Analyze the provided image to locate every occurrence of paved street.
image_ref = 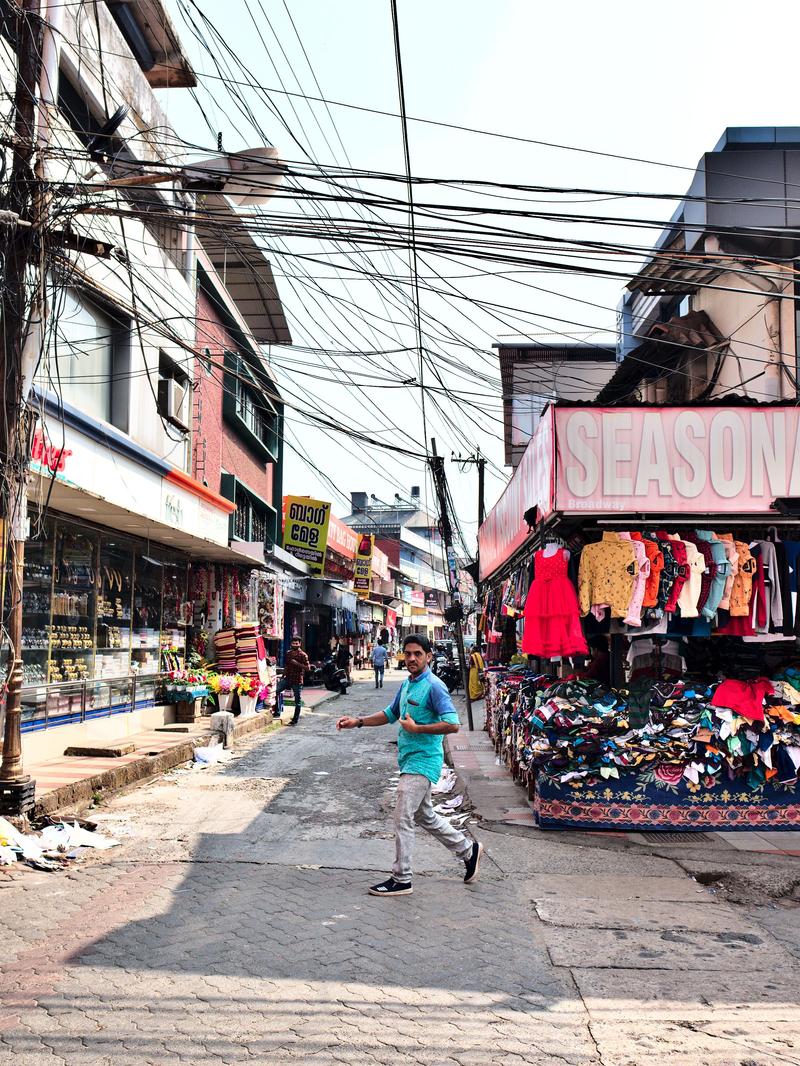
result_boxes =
[3,676,800,1065]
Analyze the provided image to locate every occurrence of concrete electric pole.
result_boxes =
[430,440,473,731]
[0,0,46,814]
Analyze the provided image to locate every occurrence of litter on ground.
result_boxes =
[0,815,120,873]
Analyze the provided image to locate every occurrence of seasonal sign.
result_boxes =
[354,533,374,596]
[282,495,331,575]
[479,404,800,580]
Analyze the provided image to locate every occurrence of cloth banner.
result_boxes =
[534,770,800,831]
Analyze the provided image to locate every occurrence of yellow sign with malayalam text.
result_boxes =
[282,496,331,575]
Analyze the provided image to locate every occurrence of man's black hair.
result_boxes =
[403,633,432,653]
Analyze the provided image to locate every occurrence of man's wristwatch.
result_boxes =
[357,718,364,728]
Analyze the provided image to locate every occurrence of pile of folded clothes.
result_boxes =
[491,669,800,792]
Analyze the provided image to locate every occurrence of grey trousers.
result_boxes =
[392,772,472,883]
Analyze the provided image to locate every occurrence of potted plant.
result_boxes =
[208,672,237,711]
[236,674,257,717]
[166,669,209,703]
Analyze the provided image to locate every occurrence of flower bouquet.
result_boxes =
[208,672,238,710]
[237,674,258,716]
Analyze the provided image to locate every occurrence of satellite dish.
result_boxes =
[86,105,130,160]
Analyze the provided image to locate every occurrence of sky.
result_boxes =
[158,0,800,549]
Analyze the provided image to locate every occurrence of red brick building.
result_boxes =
[193,252,289,555]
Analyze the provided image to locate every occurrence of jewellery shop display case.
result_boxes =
[19,513,189,733]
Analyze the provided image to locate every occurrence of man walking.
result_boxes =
[371,640,390,689]
[335,637,353,683]
[337,633,482,896]
[275,637,310,726]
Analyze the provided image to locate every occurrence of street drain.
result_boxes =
[452,744,491,751]
[637,831,714,844]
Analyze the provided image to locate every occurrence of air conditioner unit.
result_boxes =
[158,377,189,431]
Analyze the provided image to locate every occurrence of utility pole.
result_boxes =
[452,448,487,608]
[0,0,45,814]
[451,449,486,527]
[430,440,473,731]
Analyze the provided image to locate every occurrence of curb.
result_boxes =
[32,711,272,817]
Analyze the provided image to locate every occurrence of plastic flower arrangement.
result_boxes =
[166,669,209,702]
[236,674,256,696]
[207,673,238,695]
[257,681,273,702]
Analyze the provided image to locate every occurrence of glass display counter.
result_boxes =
[18,510,190,732]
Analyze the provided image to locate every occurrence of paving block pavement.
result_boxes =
[1,679,800,1064]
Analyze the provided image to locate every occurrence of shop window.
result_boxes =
[20,517,56,697]
[18,513,189,730]
[157,350,191,432]
[49,525,98,685]
[132,552,163,676]
[161,561,188,670]
[223,351,278,460]
[96,537,135,680]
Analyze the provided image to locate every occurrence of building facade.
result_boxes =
[1,3,292,758]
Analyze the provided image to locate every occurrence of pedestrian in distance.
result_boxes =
[336,632,482,897]
[275,637,310,726]
[335,637,353,682]
[371,640,390,689]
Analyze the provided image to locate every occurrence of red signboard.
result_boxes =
[480,403,800,582]
[31,427,71,473]
[386,608,397,627]
[326,513,358,559]
[478,406,554,581]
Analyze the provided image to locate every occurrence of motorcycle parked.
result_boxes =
[431,649,461,694]
[321,656,350,695]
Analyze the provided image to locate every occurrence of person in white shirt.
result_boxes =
[371,641,391,689]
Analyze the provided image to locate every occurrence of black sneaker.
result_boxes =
[463,841,483,884]
[368,877,412,897]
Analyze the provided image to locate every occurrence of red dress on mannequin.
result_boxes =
[521,548,588,658]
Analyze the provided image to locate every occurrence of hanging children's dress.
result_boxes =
[522,547,588,658]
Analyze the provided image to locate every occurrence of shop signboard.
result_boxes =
[410,589,425,607]
[32,417,231,547]
[282,495,331,575]
[425,590,440,609]
[386,608,397,627]
[553,406,800,515]
[326,513,358,558]
[479,403,800,581]
[478,406,554,581]
[372,546,389,580]
[353,533,374,596]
